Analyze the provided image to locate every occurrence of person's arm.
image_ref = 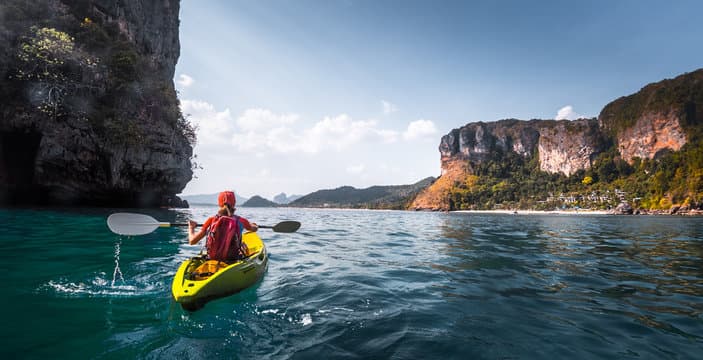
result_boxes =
[239,217,258,232]
[188,218,211,245]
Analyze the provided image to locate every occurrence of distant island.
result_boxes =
[214,177,435,210]
[241,195,277,207]
[273,193,302,204]
[287,177,435,209]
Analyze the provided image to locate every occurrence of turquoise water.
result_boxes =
[1,207,702,359]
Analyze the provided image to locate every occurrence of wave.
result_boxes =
[40,272,164,297]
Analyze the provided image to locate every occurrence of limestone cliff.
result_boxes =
[414,118,604,210]
[612,111,686,163]
[439,119,540,170]
[598,69,703,163]
[537,119,603,175]
[0,0,193,207]
[412,69,703,211]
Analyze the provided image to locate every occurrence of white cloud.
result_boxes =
[232,109,305,154]
[403,119,437,140]
[305,114,399,151]
[382,100,398,114]
[183,103,436,156]
[231,111,401,154]
[555,105,582,120]
[236,108,299,131]
[177,74,195,88]
[346,164,365,174]
[180,99,233,145]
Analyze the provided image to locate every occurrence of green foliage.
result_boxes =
[445,135,703,211]
[14,26,76,117]
[17,26,75,69]
[178,111,198,147]
[109,44,139,83]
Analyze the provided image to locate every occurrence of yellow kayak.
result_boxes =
[171,232,268,311]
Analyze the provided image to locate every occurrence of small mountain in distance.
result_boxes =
[179,192,249,206]
[289,177,435,209]
[273,192,303,204]
[241,195,278,207]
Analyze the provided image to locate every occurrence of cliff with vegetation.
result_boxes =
[412,69,703,212]
[0,0,194,207]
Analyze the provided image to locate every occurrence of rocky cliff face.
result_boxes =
[439,119,541,173]
[537,119,603,175]
[613,111,686,163]
[412,69,703,211]
[437,118,602,176]
[598,69,703,164]
[0,0,192,207]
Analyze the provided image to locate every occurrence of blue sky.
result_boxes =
[175,0,703,199]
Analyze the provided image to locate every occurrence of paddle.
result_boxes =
[107,212,301,236]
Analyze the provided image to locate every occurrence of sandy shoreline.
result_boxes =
[452,209,610,215]
[251,205,611,215]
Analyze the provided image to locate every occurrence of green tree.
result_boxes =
[15,26,97,118]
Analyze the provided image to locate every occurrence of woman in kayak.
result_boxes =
[187,191,258,261]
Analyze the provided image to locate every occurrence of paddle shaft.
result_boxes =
[171,222,201,227]
[172,223,280,229]
[170,223,271,227]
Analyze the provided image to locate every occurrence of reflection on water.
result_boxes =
[435,213,703,354]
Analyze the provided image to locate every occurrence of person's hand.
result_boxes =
[188,220,197,230]
[251,222,258,232]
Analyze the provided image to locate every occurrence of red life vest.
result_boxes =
[205,215,245,262]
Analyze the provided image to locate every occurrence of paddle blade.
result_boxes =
[271,221,301,233]
[107,213,161,236]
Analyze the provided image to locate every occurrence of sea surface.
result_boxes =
[1,206,702,359]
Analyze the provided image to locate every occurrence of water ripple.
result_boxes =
[2,208,703,358]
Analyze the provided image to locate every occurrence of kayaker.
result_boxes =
[187,191,258,261]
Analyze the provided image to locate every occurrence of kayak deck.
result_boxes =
[171,232,268,311]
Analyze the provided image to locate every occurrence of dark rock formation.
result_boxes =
[611,202,634,215]
[0,0,193,207]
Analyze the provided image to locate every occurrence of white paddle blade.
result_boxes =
[107,213,162,236]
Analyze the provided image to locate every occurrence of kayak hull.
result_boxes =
[171,232,268,311]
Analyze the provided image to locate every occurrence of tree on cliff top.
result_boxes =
[14,25,98,119]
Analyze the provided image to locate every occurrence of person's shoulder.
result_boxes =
[203,215,218,226]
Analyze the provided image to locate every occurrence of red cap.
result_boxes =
[218,191,236,207]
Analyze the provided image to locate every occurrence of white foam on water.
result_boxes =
[41,271,161,298]
[112,239,125,286]
[301,313,312,326]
